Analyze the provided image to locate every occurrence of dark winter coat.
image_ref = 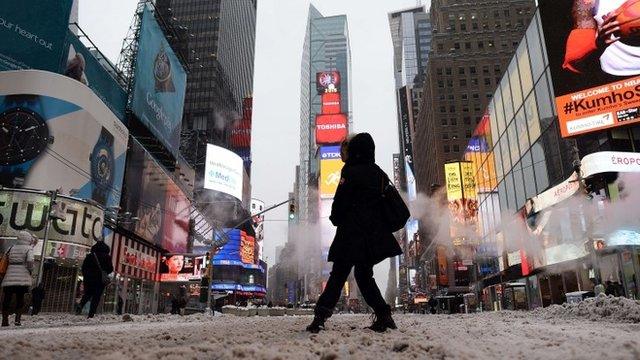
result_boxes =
[81,241,114,287]
[327,133,403,265]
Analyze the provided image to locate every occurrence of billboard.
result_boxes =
[131,5,187,157]
[321,92,341,114]
[159,254,206,282]
[0,70,129,208]
[398,86,415,198]
[465,113,497,192]
[320,146,344,198]
[0,189,104,259]
[212,229,245,265]
[122,139,189,253]
[241,235,255,264]
[230,97,252,148]
[204,144,244,200]
[316,114,348,144]
[316,71,341,94]
[539,0,640,137]
[445,162,478,229]
[0,0,73,72]
[62,31,128,121]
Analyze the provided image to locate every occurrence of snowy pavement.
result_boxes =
[0,297,639,359]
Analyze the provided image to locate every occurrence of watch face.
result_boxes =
[154,47,172,83]
[91,147,113,188]
[0,107,49,166]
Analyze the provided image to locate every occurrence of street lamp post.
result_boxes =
[36,190,60,286]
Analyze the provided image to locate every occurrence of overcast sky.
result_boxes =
[80,0,425,294]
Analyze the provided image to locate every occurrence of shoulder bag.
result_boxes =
[379,173,410,232]
[0,246,14,280]
[93,253,111,286]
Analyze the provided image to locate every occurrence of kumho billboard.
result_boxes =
[539,0,640,137]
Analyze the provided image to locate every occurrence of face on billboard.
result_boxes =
[0,0,73,72]
[204,144,244,200]
[316,71,341,94]
[124,140,189,252]
[539,0,640,137]
[0,71,129,209]
[316,114,348,144]
[131,5,187,157]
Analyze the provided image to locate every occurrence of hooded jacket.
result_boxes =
[1,231,35,288]
[328,133,403,265]
[81,241,114,287]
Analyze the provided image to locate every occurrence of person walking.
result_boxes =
[306,133,403,333]
[76,241,113,318]
[1,231,36,327]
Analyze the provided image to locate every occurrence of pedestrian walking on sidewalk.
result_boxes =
[2,231,36,327]
[306,133,404,333]
[76,241,113,318]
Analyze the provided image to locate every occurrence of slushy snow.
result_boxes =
[0,296,638,359]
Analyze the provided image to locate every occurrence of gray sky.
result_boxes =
[80,0,424,293]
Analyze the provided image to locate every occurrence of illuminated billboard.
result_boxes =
[316,71,341,94]
[122,139,189,253]
[204,144,244,200]
[444,161,478,231]
[319,146,343,198]
[316,114,348,144]
[321,92,341,114]
[159,254,206,282]
[213,229,244,265]
[539,0,640,137]
[0,0,73,72]
[0,70,129,209]
[464,113,497,192]
[131,5,187,156]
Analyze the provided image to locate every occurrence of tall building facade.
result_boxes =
[389,5,432,304]
[414,0,536,194]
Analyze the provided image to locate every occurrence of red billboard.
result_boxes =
[321,92,341,114]
[316,114,348,144]
[230,97,252,148]
[316,71,341,94]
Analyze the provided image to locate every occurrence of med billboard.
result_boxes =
[62,31,128,121]
[0,0,73,72]
[539,0,640,137]
[204,144,244,200]
[131,5,187,157]
[122,139,189,253]
[0,70,129,209]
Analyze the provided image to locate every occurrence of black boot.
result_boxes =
[306,306,331,333]
[368,305,397,332]
[14,312,21,326]
[1,311,8,327]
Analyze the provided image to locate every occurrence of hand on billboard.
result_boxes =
[597,14,621,49]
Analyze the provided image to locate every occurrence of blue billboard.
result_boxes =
[131,5,187,157]
[0,0,73,72]
[61,31,128,121]
[212,229,243,265]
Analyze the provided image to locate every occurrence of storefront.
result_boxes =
[109,233,160,314]
[0,188,106,313]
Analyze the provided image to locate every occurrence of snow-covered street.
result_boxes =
[0,296,639,359]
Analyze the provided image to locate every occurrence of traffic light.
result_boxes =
[288,202,296,220]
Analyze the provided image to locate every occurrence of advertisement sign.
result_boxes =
[131,5,187,157]
[465,114,497,192]
[315,114,348,144]
[122,140,189,252]
[398,87,415,196]
[241,235,255,264]
[159,254,205,282]
[204,144,244,200]
[445,161,478,233]
[120,245,157,274]
[0,189,104,254]
[436,245,448,286]
[445,163,463,202]
[320,155,344,199]
[0,70,129,208]
[212,229,245,265]
[321,92,341,114]
[0,0,73,72]
[316,71,341,94]
[230,97,253,149]
[62,31,127,121]
[539,0,640,137]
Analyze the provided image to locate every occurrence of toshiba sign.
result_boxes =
[321,93,341,114]
[316,114,348,144]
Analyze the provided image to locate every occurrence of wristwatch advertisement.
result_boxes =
[90,127,115,206]
[154,45,175,93]
[0,95,52,187]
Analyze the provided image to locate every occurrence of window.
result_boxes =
[472,93,480,99]
[444,145,450,153]
[437,43,444,51]
[524,92,541,144]
[449,105,456,113]
[445,67,452,75]
[478,41,484,49]
[484,78,491,85]
[494,64,501,74]
[460,79,467,87]
[458,67,466,75]
[471,78,478,86]
[453,144,460,152]
[440,106,446,113]
[438,80,445,88]
[483,66,490,75]
[441,118,448,126]
[461,23,467,31]
[472,23,478,30]
[464,117,471,125]
[450,118,458,125]
[465,130,472,138]
[470,66,477,74]
[442,133,449,140]
[465,42,472,49]
[454,43,461,50]
[462,93,468,100]
[437,68,443,75]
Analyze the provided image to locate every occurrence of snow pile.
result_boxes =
[535,294,640,323]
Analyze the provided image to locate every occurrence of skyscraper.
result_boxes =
[414,0,536,195]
